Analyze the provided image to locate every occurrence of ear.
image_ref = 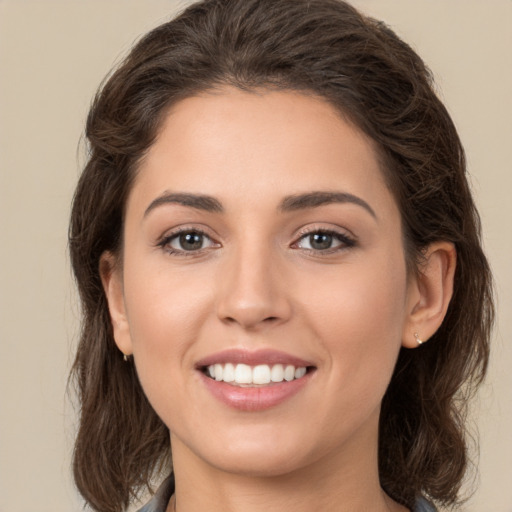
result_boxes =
[402,242,456,348]
[99,251,133,357]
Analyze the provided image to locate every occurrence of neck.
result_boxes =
[168,424,408,512]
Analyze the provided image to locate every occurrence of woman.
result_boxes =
[68,1,493,511]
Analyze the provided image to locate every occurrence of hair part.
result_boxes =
[69,1,493,510]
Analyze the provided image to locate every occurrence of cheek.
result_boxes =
[121,259,215,390]
[301,253,408,398]
[121,272,215,429]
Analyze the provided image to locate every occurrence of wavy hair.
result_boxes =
[69,1,494,510]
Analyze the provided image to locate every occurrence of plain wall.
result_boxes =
[0,1,510,511]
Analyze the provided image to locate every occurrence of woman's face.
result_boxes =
[106,88,419,477]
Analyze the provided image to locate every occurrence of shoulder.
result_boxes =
[137,478,437,512]
[137,475,175,512]
[413,496,437,512]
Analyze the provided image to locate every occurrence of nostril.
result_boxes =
[217,295,292,329]
[224,315,278,323]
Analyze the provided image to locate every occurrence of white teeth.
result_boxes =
[214,363,223,381]
[205,363,308,385]
[234,363,252,384]
[295,367,307,379]
[284,365,295,382]
[223,362,235,382]
[253,365,271,384]
[270,364,284,382]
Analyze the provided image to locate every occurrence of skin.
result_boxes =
[101,88,456,512]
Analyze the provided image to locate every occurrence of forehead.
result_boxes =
[130,87,395,216]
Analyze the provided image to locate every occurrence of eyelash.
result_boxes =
[157,227,356,257]
[157,227,218,257]
[292,228,356,254]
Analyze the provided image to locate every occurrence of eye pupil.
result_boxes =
[310,233,332,250]
[179,232,203,250]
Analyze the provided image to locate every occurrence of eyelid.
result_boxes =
[155,223,356,256]
[156,225,221,256]
[293,223,356,241]
[291,224,357,253]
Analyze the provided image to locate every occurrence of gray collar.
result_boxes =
[138,475,437,512]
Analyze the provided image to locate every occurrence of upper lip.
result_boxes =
[195,348,315,369]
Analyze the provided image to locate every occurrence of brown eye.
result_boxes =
[309,233,334,250]
[295,230,355,252]
[297,232,341,251]
[177,232,204,251]
[165,230,215,252]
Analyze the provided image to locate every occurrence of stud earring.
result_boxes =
[414,332,424,346]
[123,353,129,362]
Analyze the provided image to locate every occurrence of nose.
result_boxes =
[215,245,292,330]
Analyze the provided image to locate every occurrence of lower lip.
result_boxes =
[199,371,312,412]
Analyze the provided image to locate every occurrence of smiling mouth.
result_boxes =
[202,363,314,386]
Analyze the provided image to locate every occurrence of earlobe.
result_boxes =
[402,242,456,349]
[99,251,133,357]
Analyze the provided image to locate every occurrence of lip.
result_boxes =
[195,348,314,368]
[199,371,313,411]
[196,349,315,412]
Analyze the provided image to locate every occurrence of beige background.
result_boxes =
[0,1,510,511]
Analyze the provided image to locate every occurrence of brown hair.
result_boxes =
[69,1,494,510]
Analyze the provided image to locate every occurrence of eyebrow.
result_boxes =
[144,190,376,219]
[279,191,376,219]
[144,192,224,217]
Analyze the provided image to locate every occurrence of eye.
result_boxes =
[159,229,218,254]
[294,230,355,252]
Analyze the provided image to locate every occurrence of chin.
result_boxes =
[176,424,331,479]
[205,448,314,478]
